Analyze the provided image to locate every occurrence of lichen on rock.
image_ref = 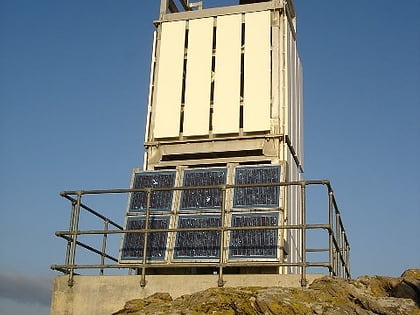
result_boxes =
[113,269,420,315]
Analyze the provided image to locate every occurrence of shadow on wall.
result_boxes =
[239,0,270,4]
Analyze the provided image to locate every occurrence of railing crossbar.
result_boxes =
[55,223,331,236]
[58,235,118,262]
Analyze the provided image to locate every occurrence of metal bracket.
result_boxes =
[140,278,147,288]
[217,278,225,287]
[189,1,203,10]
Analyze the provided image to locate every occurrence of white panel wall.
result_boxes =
[154,21,186,138]
[297,58,303,166]
[243,11,271,132]
[213,14,242,134]
[290,32,297,146]
[285,18,303,170]
[183,18,214,136]
[144,31,157,144]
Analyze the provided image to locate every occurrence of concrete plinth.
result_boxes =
[50,274,322,315]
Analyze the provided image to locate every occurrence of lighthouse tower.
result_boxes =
[121,0,304,274]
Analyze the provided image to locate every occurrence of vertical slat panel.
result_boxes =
[145,31,158,144]
[297,55,304,167]
[183,18,214,136]
[286,20,303,169]
[243,11,271,132]
[283,19,292,140]
[287,23,294,140]
[291,35,296,145]
[213,14,242,134]
[153,21,186,138]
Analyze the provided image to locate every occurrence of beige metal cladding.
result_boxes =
[151,10,274,139]
[243,11,271,133]
[183,18,213,136]
[212,14,241,134]
[153,20,186,139]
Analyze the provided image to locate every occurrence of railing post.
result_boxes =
[140,189,152,287]
[218,186,227,287]
[335,212,341,277]
[68,191,82,287]
[100,219,109,275]
[65,199,77,267]
[300,183,307,287]
[328,190,334,276]
[340,229,345,277]
[346,244,351,279]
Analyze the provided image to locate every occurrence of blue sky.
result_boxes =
[0,0,419,314]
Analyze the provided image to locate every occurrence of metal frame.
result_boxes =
[158,1,287,23]
[52,180,350,288]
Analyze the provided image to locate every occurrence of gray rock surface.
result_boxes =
[113,269,420,315]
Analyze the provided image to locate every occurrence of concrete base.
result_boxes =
[50,274,323,315]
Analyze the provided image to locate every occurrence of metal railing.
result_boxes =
[51,180,350,287]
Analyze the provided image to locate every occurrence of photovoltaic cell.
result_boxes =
[129,171,176,212]
[230,213,278,258]
[180,168,226,210]
[121,216,169,260]
[174,216,221,259]
[234,166,280,208]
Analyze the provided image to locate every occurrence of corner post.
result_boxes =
[328,189,334,276]
[68,191,82,287]
[65,198,77,266]
[300,182,307,287]
[218,186,227,287]
[100,219,109,275]
[140,188,152,287]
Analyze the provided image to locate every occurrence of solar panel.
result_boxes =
[174,215,221,259]
[180,168,226,210]
[229,213,278,258]
[233,165,280,208]
[129,171,176,212]
[121,216,169,260]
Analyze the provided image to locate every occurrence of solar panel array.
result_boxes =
[121,165,282,262]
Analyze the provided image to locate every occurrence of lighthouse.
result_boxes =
[121,0,304,275]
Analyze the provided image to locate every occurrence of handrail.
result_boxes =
[52,180,351,287]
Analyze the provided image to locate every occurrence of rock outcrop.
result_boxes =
[113,269,420,315]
